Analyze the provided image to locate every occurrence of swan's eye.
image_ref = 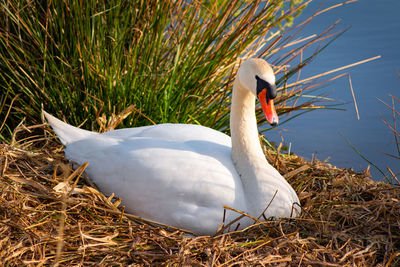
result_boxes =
[255,75,277,100]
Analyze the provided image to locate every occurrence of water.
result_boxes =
[268,0,400,181]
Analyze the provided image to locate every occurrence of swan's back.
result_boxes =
[102,123,231,146]
[43,110,230,146]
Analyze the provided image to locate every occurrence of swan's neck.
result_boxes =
[230,79,270,213]
[230,79,266,163]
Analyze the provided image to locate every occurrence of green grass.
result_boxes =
[1,0,348,141]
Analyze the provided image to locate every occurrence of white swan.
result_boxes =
[44,58,300,235]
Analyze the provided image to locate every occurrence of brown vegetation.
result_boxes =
[0,123,399,266]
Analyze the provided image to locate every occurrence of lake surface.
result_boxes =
[267,0,400,181]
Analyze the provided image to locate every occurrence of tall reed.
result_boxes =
[1,0,349,140]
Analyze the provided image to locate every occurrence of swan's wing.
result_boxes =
[44,113,250,234]
[65,135,248,234]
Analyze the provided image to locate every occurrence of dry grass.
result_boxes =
[0,123,399,266]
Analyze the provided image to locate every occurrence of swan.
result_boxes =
[43,58,300,235]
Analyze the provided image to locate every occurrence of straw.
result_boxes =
[0,122,399,265]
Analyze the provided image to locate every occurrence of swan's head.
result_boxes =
[237,58,279,126]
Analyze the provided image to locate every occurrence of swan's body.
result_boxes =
[44,58,300,235]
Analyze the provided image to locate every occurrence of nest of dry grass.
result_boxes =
[1,123,399,266]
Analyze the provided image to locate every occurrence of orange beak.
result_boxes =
[258,89,278,126]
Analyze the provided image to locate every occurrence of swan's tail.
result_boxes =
[43,110,98,145]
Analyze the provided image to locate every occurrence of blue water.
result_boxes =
[268,0,400,181]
